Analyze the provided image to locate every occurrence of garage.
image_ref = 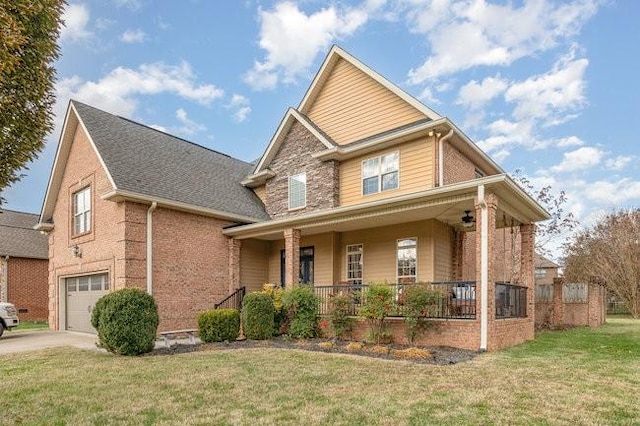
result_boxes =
[65,273,109,333]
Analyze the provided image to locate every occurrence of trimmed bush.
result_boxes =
[261,284,287,334]
[198,309,240,343]
[402,285,442,345]
[282,285,319,338]
[359,284,394,344]
[328,293,355,339]
[91,288,159,356]
[242,292,274,340]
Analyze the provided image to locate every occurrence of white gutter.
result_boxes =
[146,202,157,295]
[478,185,489,351]
[438,129,454,187]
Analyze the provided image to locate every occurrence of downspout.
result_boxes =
[478,185,489,351]
[438,129,454,187]
[146,202,157,295]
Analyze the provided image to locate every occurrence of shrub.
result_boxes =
[197,309,240,343]
[261,284,286,334]
[242,292,274,340]
[328,293,355,339]
[402,285,442,345]
[91,288,159,356]
[281,285,319,338]
[358,284,394,344]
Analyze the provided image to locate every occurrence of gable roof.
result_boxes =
[247,108,336,182]
[39,101,269,226]
[298,45,441,120]
[0,209,48,259]
[535,253,560,269]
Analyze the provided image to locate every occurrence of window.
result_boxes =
[535,268,546,279]
[535,284,553,302]
[563,283,588,303]
[73,187,91,235]
[346,244,363,285]
[288,173,306,210]
[397,238,417,284]
[362,152,399,195]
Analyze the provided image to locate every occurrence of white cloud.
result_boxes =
[226,94,251,123]
[113,0,142,10]
[581,179,640,205]
[406,0,599,83]
[457,76,508,109]
[551,146,604,173]
[605,155,633,171]
[120,29,147,43]
[556,136,584,148]
[244,1,371,90]
[56,62,224,118]
[174,108,206,136]
[61,3,92,43]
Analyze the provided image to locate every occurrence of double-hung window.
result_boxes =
[346,244,363,285]
[362,152,399,195]
[288,173,306,210]
[397,238,417,284]
[73,187,91,235]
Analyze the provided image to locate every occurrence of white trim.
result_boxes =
[396,237,418,284]
[146,202,157,295]
[288,172,307,210]
[59,269,110,332]
[298,45,441,120]
[250,108,335,177]
[101,189,264,224]
[345,243,364,285]
[478,185,489,351]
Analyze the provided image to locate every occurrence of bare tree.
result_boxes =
[564,209,640,318]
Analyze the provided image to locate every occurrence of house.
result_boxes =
[37,46,549,350]
[534,254,560,286]
[0,209,49,321]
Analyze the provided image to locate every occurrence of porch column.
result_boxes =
[228,238,241,293]
[284,228,301,288]
[520,223,535,321]
[475,189,497,351]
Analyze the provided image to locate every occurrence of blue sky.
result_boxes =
[3,0,639,253]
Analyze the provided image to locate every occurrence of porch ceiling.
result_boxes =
[223,174,549,241]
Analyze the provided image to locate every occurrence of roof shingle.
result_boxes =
[0,210,48,259]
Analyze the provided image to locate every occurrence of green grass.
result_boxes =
[2,318,639,425]
[13,320,49,332]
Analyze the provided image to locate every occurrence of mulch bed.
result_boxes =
[148,336,477,365]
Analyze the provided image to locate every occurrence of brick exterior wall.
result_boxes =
[540,278,606,328]
[443,141,481,185]
[47,123,235,332]
[6,257,48,321]
[264,121,339,218]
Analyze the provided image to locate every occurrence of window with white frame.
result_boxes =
[73,187,91,235]
[535,268,546,279]
[397,238,417,283]
[362,152,399,195]
[346,244,363,285]
[288,173,306,209]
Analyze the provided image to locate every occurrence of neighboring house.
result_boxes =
[534,254,560,286]
[37,46,548,350]
[0,209,49,321]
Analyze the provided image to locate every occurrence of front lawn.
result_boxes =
[2,318,638,425]
[13,320,49,332]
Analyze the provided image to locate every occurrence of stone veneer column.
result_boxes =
[520,223,535,318]
[284,228,300,288]
[475,192,497,349]
[228,238,241,293]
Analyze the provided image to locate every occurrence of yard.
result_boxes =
[2,318,639,425]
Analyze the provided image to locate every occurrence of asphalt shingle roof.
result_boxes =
[0,210,48,259]
[535,253,560,269]
[72,101,269,221]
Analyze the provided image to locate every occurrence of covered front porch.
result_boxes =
[224,175,547,350]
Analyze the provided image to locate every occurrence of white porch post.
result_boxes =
[476,186,498,351]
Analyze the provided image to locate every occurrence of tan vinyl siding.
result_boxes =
[307,58,426,145]
[432,221,454,281]
[340,137,434,206]
[266,234,337,285]
[252,185,266,205]
[240,239,270,293]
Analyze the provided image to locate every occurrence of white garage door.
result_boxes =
[66,274,109,333]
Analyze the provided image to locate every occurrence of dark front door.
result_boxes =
[280,246,315,286]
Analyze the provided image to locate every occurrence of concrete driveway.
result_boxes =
[0,330,99,355]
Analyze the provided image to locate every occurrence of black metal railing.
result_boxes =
[495,282,527,318]
[214,286,246,311]
[313,281,476,319]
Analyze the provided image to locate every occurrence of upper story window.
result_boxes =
[534,268,546,279]
[73,187,91,235]
[288,173,306,210]
[362,152,399,196]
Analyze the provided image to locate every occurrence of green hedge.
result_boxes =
[242,292,274,340]
[198,309,240,342]
[91,288,159,356]
[282,285,319,338]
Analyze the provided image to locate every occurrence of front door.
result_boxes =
[280,246,315,285]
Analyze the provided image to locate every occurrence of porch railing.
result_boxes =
[495,282,527,318]
[313,281,476,320]
[214,286,246,311]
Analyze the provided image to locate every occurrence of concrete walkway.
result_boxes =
[0,330,99,355]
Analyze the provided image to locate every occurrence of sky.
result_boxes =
[2,0,639,256]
